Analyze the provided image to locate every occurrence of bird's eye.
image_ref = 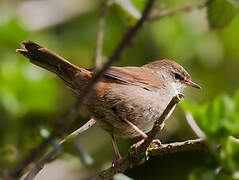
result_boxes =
[174,73,183,80]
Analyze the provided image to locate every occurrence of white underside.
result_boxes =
[165,82,179,119]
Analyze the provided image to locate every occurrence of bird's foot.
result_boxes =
[150,139,161,148]
[135,138,161,148]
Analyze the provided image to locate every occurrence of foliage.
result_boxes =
[208,0,239,29]
[182,91,239,179]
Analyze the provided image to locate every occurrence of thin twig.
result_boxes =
[185,111,206,139]
[149,0,210,20]
[74,0,155,105]
[95,0,111,69]
[74,136,93,165]
[95,94,183,180]
[73,0,111,166]
[11,0,155,178]
[9,100,83,178]
[23,119,96,180]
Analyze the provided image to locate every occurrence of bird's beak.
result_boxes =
[185,80,201,89]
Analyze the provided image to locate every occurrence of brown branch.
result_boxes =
[75,0,155,105]
[95,0,112,69]
[95,94,183,180]
[149,0,210,20]
[23,119,96,180]
[148,138,208,156]
[71,0,110,166]
[10,0,155,178]
[140,94,184,151]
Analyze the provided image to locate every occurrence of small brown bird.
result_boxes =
[17,41,201,161]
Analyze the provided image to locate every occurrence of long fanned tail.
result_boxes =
[17,40,92,90]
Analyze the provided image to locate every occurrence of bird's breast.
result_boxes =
[88,84,177,138]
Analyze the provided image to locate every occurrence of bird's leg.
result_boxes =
[111,134,122,166]
[123,118,162,148]
[122,118,147,148]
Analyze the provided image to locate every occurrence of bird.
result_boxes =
[17,40,201,162]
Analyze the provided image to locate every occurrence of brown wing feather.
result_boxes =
[104,66,165,91]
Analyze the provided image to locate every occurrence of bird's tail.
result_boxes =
[17,40,92,91]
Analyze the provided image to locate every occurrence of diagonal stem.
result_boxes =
[23,119,96,180]
[96,94,183,180]
[10,0,155,178]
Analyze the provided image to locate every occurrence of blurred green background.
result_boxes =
[0,0,239,179]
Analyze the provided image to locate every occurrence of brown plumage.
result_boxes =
[17,40,200,160]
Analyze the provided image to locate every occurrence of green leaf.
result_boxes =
[213,95,234,120]
[207,0,239,29]
[114,0,141,19]
[221,136,239,171]
[182,95,238,142]
[223,113,239,135]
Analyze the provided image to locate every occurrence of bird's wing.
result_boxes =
[104,66,165,91]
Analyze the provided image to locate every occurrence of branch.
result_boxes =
[74,136,93,165]
[95,0,112,69]
[149,0,210,20]
[185,111,206,139]
[95,94,183,180]
[23,119,96,180]
[148,139,208,156]
[141,94,184,151]
[9,101,82,178]
[75,0,155,105]
[10,0,155,178]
